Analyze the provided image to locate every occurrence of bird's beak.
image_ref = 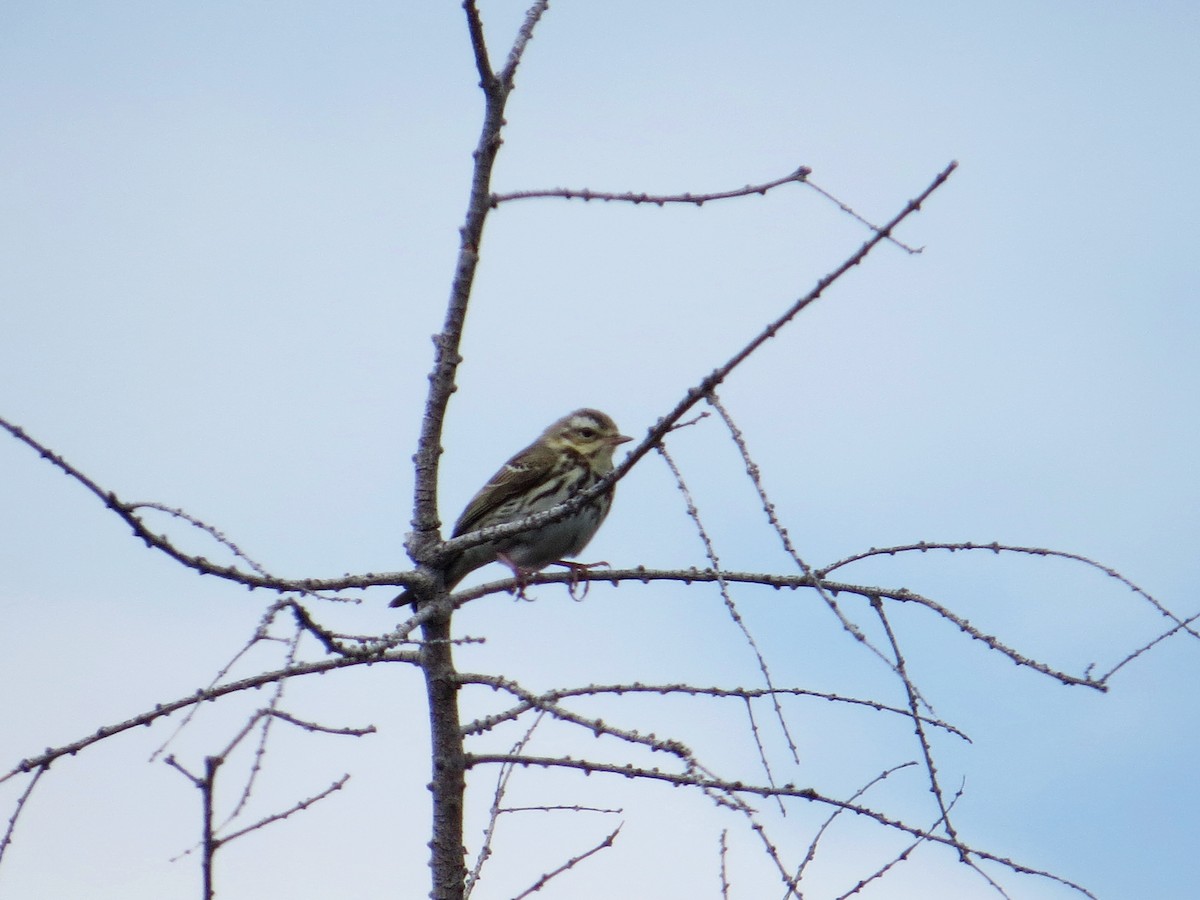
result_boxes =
[612,434,633,446]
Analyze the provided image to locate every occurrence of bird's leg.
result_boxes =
[550,559,610,601]
[496,552,536,601]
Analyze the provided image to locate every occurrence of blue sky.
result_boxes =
[2,3,1198,898]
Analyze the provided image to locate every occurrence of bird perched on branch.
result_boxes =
[392,408,632,608]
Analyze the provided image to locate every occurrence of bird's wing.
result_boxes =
[452,440,557,537]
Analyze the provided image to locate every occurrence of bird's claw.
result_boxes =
[497,553,537,601]
[554,559,610,601]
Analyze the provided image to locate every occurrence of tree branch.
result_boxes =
[491,165,811,206]
[456,676,970,743]
[448,565,1107,689]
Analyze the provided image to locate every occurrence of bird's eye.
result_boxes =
[577,427,597,440]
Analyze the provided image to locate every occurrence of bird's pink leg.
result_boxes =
[496,552,536,601]
[550,559,610,601]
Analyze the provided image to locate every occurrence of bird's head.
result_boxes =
[543,408,632,469]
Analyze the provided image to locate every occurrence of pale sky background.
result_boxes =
[2,2,1199,899]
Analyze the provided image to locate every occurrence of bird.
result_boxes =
[391,408,632,608]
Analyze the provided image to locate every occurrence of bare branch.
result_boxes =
[510,824,622,900]
[1103,608,1200,682]
[219,775,351,845]
[718,829,731,900]
[804,176,923,254]
[127,501,272,579]
[501,804,621,814]
[168,755,350,895]
[458,676,715,779]
[163,754,221,898]
[491,165,811,207]
[871,600,961,852]
[153,601,325,763]
[462,1,495,89]
[165,704,364,894]
[497,0,551,89]
[820,540,1197,645]
[451,566,1106,689]
[458,677,970,743]
[0,765,45,868]
[490,167,922,254]
[221,626,304,824]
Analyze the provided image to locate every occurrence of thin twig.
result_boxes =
[656,441,800,795]
[451,566,1105,689]
[223,626,305,824]
[706,393,929,708]
[464,712,547,898]
[832,781,965,900]
[804,177,923,254]
[871,601,960,850]
[491,166,810,206]
[497,0,551,88]
[151,597,393,764]
[789,762,918,898]
[510,824,623,900]
[127,501,273,579]
[219,775,351,845]
[490,167,922,254]
[458,676,969,742]
[718,829,731,900]
[819,541,1187,641]
[1103,608,1200,681]
[0,765,46,867]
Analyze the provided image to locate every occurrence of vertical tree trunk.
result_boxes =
[421,612,465,900]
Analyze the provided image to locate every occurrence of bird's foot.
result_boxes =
[496,553,538,601]
[551,559,610,601]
